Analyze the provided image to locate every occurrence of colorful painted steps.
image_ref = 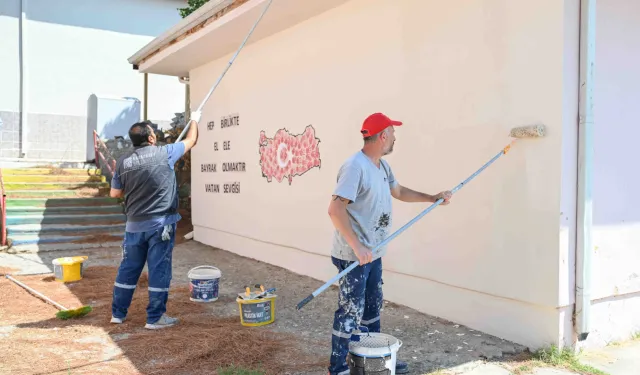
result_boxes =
[8,242,124,253]
[4,190,109,198]
[9,232,124,246]
[6,213,126,225]
[5,197,118,207]
[3,182,109,190]
[6,205,124,214]
[1,168,101,175]
[2,167,126,253]
[2,175,106,183]
[7,223,126,235]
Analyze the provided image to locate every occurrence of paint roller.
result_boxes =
[296,124,547,310]
[174,0,274,143]
[5,274,92,320]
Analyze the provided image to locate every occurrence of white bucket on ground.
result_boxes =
[187,265,221,302]
[348,331,403,375]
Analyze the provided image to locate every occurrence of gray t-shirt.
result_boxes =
[331,151,398,262]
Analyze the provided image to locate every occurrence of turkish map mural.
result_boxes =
[258,125,321,185]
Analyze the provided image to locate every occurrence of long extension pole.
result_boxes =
[175,0,274,143]
[296,140,521,311]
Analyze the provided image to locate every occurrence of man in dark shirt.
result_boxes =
[109,111,200,329]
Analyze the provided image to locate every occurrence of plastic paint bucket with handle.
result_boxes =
[188,265,221,302]
[348,327,403,375]
[52,256,88,283]
[236,285,277,327]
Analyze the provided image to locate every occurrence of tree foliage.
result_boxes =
[178,0,210,18]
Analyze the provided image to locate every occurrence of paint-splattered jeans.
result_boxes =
[329,256,383,375]
[111,223,176,324]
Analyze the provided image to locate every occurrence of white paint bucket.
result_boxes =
[348,329,403,375]
[187,265,221,302]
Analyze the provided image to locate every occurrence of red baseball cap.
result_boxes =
[360,112,402,138]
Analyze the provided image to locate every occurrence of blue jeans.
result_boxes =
[111,223,176,324]
[329,256,383,375]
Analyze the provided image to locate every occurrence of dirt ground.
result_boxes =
[0,219,527,375]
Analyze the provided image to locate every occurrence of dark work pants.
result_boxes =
[111,223,176,324]
[329,256,383,375]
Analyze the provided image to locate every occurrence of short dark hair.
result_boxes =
[363,134,379,143]
[129,122,152,147]
[363,127,388,144]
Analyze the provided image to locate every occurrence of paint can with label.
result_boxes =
[348,327,403,375]
[236,285,276,327]
[187,265,221,302]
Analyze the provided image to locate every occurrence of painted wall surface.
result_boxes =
[585,0,640,347]
[189,0,568,349]
[0,0,185,160]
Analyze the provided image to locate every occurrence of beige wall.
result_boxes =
[189,0,569,349]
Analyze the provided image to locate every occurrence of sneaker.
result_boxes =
[396,359,409,374]
[144,314,178,330]
[110,316,126,324]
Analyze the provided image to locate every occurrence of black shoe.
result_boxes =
[396,360,409,374]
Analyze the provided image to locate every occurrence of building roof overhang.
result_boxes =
[128,0,350,77]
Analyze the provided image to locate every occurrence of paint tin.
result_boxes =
[236,287,277,327]
[52,256,88,283]
[187,265,221,302]
[348,327,403,375]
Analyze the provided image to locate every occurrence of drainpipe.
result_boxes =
[575,0,596,342]
[143,73,148,121]
[19,0,28,158]
[179,77,190,120]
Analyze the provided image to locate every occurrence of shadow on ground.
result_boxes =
[0,220,527,374]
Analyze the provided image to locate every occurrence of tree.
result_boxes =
[178,0,210,18]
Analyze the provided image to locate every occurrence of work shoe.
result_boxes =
[396,360,409,374]
[144,314,178,330]
[110,316,126,324]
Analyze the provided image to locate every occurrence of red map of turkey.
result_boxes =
[258,125,321,185]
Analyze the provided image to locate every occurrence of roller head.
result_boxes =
[55,305,92,320]
[509,124,546,139]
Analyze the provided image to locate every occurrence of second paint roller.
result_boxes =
[296,123,547,310]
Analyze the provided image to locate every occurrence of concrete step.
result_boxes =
[6,197,120,207]
[3,182,109,190]
[6,213,126,225]
[0,160,96,169]
[7,223,125,235]
[5,205,123,215]
[9,231,124,246]
[1,168,101,175]
[4,189,109,198]
[2,174,106,183]
[8,241,123,253]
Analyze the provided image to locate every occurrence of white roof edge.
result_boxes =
[127,0,234,67]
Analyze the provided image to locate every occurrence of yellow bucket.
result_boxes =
[236,294,277,327]
[52,256,88,283]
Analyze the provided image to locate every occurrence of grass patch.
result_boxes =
[217,365,266,375]
[530,345,609,375]
[631,331,640,341]
[513,364,534,374]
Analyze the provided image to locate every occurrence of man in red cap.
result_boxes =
[326,112,452,375]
